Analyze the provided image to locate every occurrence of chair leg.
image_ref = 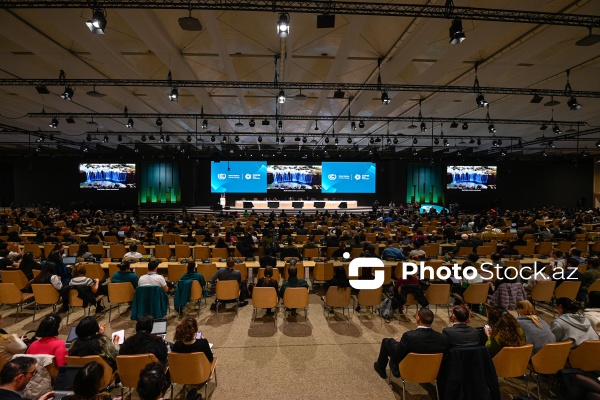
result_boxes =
[170,383,174,400]
[402,379,406,399]
[434,380,440,400]
[536,373,541,400]
[108,303,113,322]
[524,374,530,398]
[33,303,38,321]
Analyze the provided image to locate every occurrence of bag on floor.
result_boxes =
[379,297,392,319]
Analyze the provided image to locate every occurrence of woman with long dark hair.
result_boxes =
[68,316,119,371]
[484,306,526,357]
[62,361,110,400]
[19,252,40,280]
[31,262,63,291]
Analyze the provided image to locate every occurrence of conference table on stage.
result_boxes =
[234,200,358,209]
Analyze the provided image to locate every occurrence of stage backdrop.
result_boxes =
[139,162,181,206]
[406,164,444,204]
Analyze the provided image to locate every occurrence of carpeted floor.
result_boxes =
[2,291,561,400]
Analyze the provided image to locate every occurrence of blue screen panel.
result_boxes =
[321,162,376,193]
[211,161,267,193]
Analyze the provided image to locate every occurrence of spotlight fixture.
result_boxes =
[280,136,285,143]
[277,13,290,38]
[547,140,555,148]
[222,136,226,143]
[449,18,465,44]
[476,94,488,108]
[412,147,418,156]
[333,89,345,99]
[488,124,496,133]
[159,134,165,143]
[118,134,122,142]
[420,122,427,133]
[60,86,74,101]
[186,134,192,142]
[202,119,208,129]
[386,137,391,145]
[542,151,547,157]
[314,120,319,131]
[380,91,391,105]
[324,137,329,144]
[234,135,239,142]
[408,121,417,129]
[36,135,44,143]
[567,96,581,110]
[477,138,481,145]
[501,150,507,156]
[261,119,270,126]
[166,135,171,142]
[351,121,356,131]
[540,124,548,131]
[86,8,107,34]
[86,134,92,142]
[358,120,365,129]
[434,137,439,145]
[596,140,600,148]
[169,87,179,101]
[278,120,283,130]
[141,134,147,142]
[210,135,215,142]
[103,134,109,143]
[469,138,475,144]
[450,121,459,128]
[49,117,59,128]
[126,118,134,128]
[156,117,163,126]
[249,119,256,127]
[66,116,75,124]
[148,134,156,141]
[277,89,286,104]
[462,122,468,130]
[582,150,589,157]
[275,136,280,144]
[517,139,523,147]
[544,96,560,107]
[369,138,375,144]
[235,119,244,128]
[393,137,399,145]
[530,94,544,103]
[443,139,450,147]
[178,8,202,31]
[294,135,301,142]
[302,136,307,143]
[335,138,339,145]
[553,124,562,134]
[82,145,89,153]
[257,136,262,143]
[413,137,418,145]
[347,137,352,144]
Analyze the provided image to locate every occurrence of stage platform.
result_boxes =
[234,200,357,210]
[139,205,372,215]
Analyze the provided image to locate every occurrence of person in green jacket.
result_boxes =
[111,261,139,288]
[180,262,207,296]
[484,306,526,357]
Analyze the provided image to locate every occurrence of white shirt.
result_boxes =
[138,272,167,287]
[123,251,143,259]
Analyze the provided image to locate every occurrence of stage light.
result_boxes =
[542,151,547,157]
[567,96,581,110]
[420,122,427,133]
[553,124,562,134]
[159,134,165,143]
[501,150,507,156]
[86,8,107,34]
[277,13,290,38]
[443,139,449,147]
[187,135,192,142]
[413,137,418,145]
[359,120,365,129]
[477,138,481,145]
[141,134,147,142]
[66,116,75,124]
[369,138,375,144]
[488,124,496,133]
[126,118,134,128]
[36,135,44,143]
[156,117,163,126]
[235,119,244,128]
[544,96,560,106]
[393,137,399,145]
[278,120,283,130]
[222,136,226,143]
[347,137,352,144]
[210,135,215,142]
[462,122,468,130]
[234,135,239,142]
[596,140,600,148]
[277,89,286,104]
[540,124,548,131]
[86,134,92,142]
[412,148,418,156]
[324,137,329,143]
[166,135,171,142]
[547,140,555,148]
[148,134,156,141]
[169,87,179,101]
[381,91,391,105]
[469,138,475,144]
[449,18,465,44]
[35,85,50,95]
[49,117,58,128]
[118,134,122,142]
[476,94,488,108]
[434,137,439,145]
[202,119,208,129]
[302,136,307,143]
[335,138,339,145]
[314,120,319,131]
[257,136,262,142]
[60,86,74,101]
[351,121,356,131]
[103,134,109,143]
[249,119,256,127]
[450,121,459,128]
[82,145,89,153]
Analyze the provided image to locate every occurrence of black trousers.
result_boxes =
[376,338,401,377]
[393,284,429,310]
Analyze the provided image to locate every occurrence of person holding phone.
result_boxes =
[172,318,213,362]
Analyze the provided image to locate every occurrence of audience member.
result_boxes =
[136,362,169,400]
[123,244,143,262]
[442,305,481,348]
[62,361,110,400]
[110,261,139,288]
[584,291,600,336]
[30,262,63,291]
[209,258,248,309]
[68,316,119,371]
[0,358,54,400]
[26,314,66,367]
[373,308,449,379]
[515,300,555,355]
[172,318,213,362]
[484,307,526,357]
[551,297,598,348]
[138,260,168,293]
[119,315,168,365]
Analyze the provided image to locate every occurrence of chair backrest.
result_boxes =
[197,263,217,279]
[477,246,493,257]
[530,280,556,302]
[216,280,240,301]
[535,242,553,255]
[314,262,334,281]
[456,246,473,257]
[356,287,383,307]
[554,281,581,300]
[257,268,281,282]
[31,284,60,305]
[190,280,202,302]
[88,244,105,257]
[283,263,305,280]
[168,352,213,385]
[424,284,451,306]
[233,263,248,281]
[83,263,106,281]
[326,247,339,258]
[252,287,278,309]
[154,245,172,259]
[325,286,351,308]
[530,341,572,375]
[43,244,56,259]
[283,287,309,309]
[194,246,210,259]
[110,245,126,259]
[588,279,600,293]
[116,354,159,389]
[303,247,319,259]
[167,263,187,283]
[492,344,534,377]
[399,353,444,383]
[134,265,149,278]
[0,283,25,304]
[68,288,84,308]
[1,270,30,290]
[556,241,572,253]
[463,283,489,304]
[420,260,444,280]
[350,248,363,259]
[108,282,135,304]
[108,263,120,279]
[568,340,600,371]
[65,355,114,388]
[211,247,229,259]
[175,245,191,259]
[24,243,42,258]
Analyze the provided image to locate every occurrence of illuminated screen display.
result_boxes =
[321,162,376,193]
[267,165,322,192]
[210,161,267,193]
[79,163,136,190]
[446,165,497,191]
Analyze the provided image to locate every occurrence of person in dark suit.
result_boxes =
[279,238,301,261]
[442,305,482,348]
[373,308,449,379]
